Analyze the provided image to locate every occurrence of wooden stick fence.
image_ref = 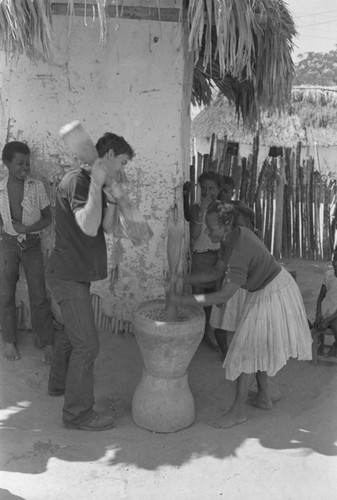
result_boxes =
[190,135,337,261]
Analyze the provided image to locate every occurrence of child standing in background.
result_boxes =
[0,141,54,362]
[190,171,225,349]
[220,175,235,203]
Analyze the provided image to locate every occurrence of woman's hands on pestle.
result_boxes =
[169,291,200,307]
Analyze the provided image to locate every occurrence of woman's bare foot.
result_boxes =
[209,408,247,429]
[3,342,20,361]
[247,394,280,410]
[41,345,53,364]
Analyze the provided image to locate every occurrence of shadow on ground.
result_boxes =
[1,259,337,479]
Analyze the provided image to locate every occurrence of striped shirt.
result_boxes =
[0,172,50,236]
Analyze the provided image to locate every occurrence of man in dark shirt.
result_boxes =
[47,132,134,431]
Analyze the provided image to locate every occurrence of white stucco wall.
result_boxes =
[0,1,193,331]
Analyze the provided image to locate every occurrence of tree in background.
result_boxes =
[295,46,337,87]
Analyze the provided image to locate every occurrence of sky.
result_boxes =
[285,0,337,61]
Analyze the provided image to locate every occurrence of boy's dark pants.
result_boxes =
[47,276,99,426]
[0,233,53,346]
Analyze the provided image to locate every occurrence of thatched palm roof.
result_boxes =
[0,0,296,124]
[192,86,337,146]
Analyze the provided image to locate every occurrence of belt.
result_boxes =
[2,231,40,249]
[3,231,25,241]
[3,231,39,241]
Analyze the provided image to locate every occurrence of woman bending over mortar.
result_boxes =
[171,201,312,429]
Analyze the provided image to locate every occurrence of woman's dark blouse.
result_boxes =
[218,226,282,292]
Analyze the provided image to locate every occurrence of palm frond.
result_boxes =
[0,0,53,61]
[0,0,296,125]
[190,0,296,123]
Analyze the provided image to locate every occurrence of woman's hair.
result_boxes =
[217,175,235,202]
[2,141,30,163]
[222,175,235,189]
[95,132,135,159]
[197,171,224,189]
[206,200,238,228]
[232,200,255,230]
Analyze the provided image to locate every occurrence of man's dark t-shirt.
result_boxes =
[47,168,107,282]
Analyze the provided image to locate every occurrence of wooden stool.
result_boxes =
[311,327,337,365]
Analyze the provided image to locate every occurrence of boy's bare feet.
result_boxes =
[209,408,247,429]
[41,345,53,364]
[3,342,20,361]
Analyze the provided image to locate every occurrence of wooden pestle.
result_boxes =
[59,121,99,166]
[162,205,184,322]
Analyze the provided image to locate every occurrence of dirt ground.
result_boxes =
[1,258,337,500]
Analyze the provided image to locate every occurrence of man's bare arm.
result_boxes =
[75,158,109,236]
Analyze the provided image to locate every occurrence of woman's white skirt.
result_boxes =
[223,267,312,381]
[210,288,248,331]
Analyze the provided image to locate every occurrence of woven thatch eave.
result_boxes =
[0,0,53,61]
[190,0,296,123]
[192,89,337,147]
[0,0,296,125]
[292,85,337,107]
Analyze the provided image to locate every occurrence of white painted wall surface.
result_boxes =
[0,2,193,330]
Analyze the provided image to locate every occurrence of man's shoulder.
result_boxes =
[58,168,90,203]
[60,167,89,186]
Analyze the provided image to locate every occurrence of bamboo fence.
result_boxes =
[190,133,337,261]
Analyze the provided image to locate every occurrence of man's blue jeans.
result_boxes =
[47,275,99,426]
[0,233,54,346]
